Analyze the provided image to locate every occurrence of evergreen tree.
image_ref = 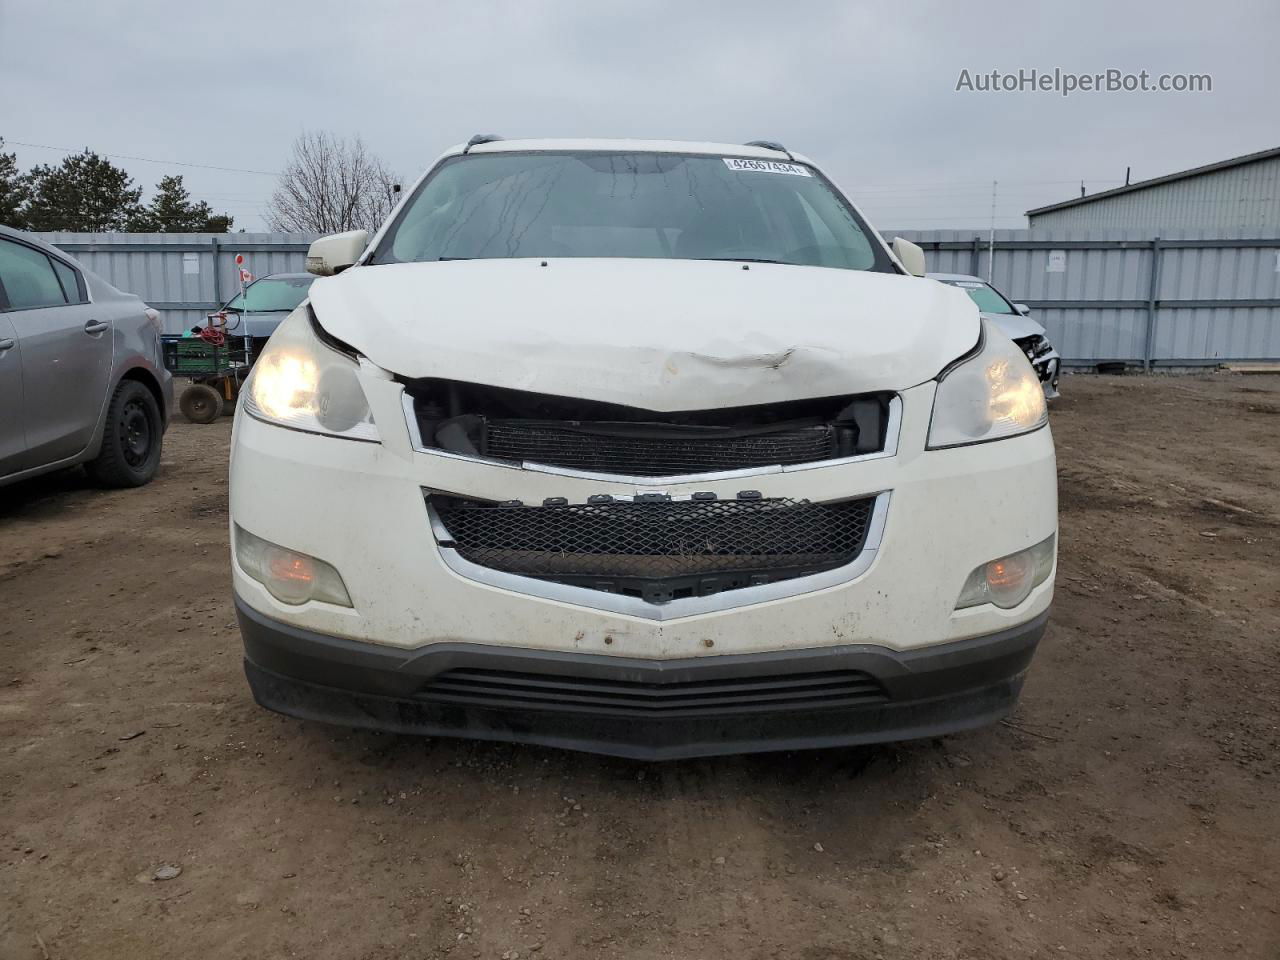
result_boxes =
[0,138,28,228]
[21,149,143,232]
[131,174,233,232]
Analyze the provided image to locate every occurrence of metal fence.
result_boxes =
[36,232,318,336]
[889,228,1280,367]
[37,229,1280,367]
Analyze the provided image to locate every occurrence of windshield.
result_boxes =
[942,279,1015,315]
[371,151,891,272]
[225,276,314,312]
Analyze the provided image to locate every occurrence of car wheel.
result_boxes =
[179,384,225,424]
[86,380,163,488]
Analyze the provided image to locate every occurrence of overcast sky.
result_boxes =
[3,0,1277,232]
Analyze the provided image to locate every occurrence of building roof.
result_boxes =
[1025,144,1280,217]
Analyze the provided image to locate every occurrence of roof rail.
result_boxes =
[744,140,793,160]
[464,133,504,154]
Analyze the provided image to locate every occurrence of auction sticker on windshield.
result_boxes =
[723,157,812,176]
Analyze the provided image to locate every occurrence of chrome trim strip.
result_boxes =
[427,507,454,543]
[402,390,426,448]
[782,396,901,472]
[400,393,903,485]
[427,491,891,621]
[425,487,787,505]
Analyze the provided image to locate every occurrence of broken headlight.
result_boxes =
[244,308,379,442]
[927,321,1047,449]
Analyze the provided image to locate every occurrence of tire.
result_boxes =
[86,380,164,488]
[179,384,224,424]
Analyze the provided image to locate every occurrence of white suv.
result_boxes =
[229,138,1056,759]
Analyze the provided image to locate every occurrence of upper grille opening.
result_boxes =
[404,378,892,476]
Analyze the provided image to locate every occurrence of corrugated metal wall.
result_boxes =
[1026,155,1280,232]
[37,229,1280,366]
[889,228,1280,364]
[36,232,317,334]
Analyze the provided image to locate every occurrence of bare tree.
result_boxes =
[267,131,398,234]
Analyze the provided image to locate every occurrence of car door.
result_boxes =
[0,237,112,468]
[0,310,25,476]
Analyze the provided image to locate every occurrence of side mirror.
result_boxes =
[891,237,926,277]
[1013,303,1032,316]
[306,230,369,276]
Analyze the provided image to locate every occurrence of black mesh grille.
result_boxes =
[417,667,887,717]
[432,495,875,599]
[485,421,838,476]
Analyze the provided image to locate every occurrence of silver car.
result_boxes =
[928,273,1061,398]
[0,226,173,488]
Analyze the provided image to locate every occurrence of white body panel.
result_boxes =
[310,259,979,408]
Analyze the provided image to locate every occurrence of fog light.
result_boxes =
[956,534,1055,610]
[234,524,352,607]
[264,545,317,604]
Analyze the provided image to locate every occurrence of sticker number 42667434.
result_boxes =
[723,157,812,177]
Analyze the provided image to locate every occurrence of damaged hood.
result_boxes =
[310,258,979,410]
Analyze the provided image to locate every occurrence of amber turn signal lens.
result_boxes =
[955,534,1056,610]
[267,547,315,585]
[985,553,1032,590]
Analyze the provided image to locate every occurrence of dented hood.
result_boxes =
[309,258,978,410]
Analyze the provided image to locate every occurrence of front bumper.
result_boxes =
[229,378,1056,660]
[1039,356,1061,399]
[239,595,1047,760]
[1016,336,1061,399]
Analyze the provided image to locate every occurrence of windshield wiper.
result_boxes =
[437,256,474,261]
[692,256,787,265]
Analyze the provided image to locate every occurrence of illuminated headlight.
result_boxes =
[928,321,1048,448]
[956,534,1055,610]
[243,307,379,442]
[234,524,352,607]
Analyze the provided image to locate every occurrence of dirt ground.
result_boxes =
[2,373,1278,960]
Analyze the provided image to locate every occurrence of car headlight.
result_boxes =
[243,307,379,442]
[956,534,1056,610]
[928,321,1047,449]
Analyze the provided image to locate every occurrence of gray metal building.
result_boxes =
[1026,146,1280,231]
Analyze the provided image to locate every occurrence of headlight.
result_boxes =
[928,321,1047,448]
[234,524,352,607]
[243,307,379,442]
[956,534,1055,609]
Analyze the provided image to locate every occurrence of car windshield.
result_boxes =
[942,279,1015,315]
[226,277,314,312]
[370,151,891,272]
